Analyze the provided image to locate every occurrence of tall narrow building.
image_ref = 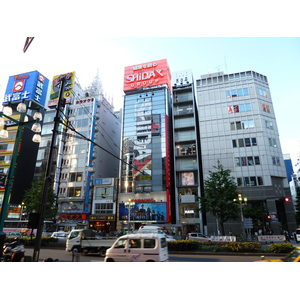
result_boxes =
[172,70,204,234]
[196,70,297,235]
[119,59,174,231]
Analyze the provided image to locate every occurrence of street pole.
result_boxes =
[0,109,27,257]
[32,78,66,262]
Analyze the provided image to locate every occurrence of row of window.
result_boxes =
[237,176,264,187]
[232,137,257,148]
[60,172,83,182]
[230,120,274,131]
[228,104,251,113]
[232,137,277,148]
[228,104,271,114]
[226,88,249,98]
[230,120,255,130]
[235,156,260,166]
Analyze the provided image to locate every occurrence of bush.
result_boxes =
[269,243,295,253]
[168,240,201,251]
[221,242,262,252]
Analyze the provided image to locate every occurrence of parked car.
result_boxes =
[186,233,211,242]
[51,231,69,240]
[255,247,300,262]
[137,225,176,241]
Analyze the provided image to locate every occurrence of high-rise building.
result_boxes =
[35,73,121,232]
[119,59,174,232]
[172,70,204,234]
[196,70,297,235]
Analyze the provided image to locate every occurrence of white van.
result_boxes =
[137,225,176,241]
[104,233,169,262]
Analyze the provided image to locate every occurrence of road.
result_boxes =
[24,247,283,262]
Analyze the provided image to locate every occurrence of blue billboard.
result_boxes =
[119,202,167,222]
[3,71,49,108]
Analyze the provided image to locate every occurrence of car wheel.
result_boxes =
[106,258,114,262]
[98,247,106,257]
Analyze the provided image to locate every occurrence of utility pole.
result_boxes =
[32,78,66,262]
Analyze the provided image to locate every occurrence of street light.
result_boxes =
[124,198,135,233]
[0,100,43,255]
[233,194,247,236]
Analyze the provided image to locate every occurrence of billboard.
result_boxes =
[124,59,172,92]
[3,71,49,108]
[48,72,75,108]
[119,202,167,222]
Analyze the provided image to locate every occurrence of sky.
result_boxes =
[0,37,299,165]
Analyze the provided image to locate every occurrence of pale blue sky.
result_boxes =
[0,37,299,163]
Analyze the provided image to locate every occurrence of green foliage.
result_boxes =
[168,240,264,252]
[199,161,240,235]
[295,186,300,226]
[168,240,201,251]
[22,176,57,219]
[269,242,295,253]
[221,242,261,252]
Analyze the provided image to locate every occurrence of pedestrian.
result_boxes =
[10,251,25,262]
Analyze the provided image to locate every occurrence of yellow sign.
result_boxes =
[48,72,75,108]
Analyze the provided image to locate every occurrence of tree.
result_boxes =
[199,161,240,235]
[22,178,57,220]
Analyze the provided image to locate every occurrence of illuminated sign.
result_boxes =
[123,59,172,92]
[119,202,166,222]
[3,71,49,107]
[56,213,88,220]
[48,71,75,108]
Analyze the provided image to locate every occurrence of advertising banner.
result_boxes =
[119,202,167,222]
[124,59,172,92]
[48,71,75,108]
[3,71,49,108]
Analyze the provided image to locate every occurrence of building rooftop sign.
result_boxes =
[123,59,172,92]
[3,71,49,108]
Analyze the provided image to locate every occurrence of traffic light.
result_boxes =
[284,197,290,202]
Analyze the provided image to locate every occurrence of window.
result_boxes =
[259,89,268,97]
[262,104,270,113]
[245,138,251,147]
[235,156,260,166]
[69,172,83,182]
[94,203,113,214]
[272,156,280,166]
[114,239,127,248]
[238,139,244,147]
[231,120,254,130]
[68,187,81,197]
[144,239,156,248]
[129,239,141,248]
[265,120,274,129]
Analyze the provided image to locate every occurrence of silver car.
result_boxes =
[186,233,211,242]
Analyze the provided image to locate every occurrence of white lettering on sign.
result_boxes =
[125,69,164,83]
[133,62,157,70]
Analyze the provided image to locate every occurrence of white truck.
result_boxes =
[66,229,116,256]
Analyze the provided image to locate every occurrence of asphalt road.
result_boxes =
[24,247,283,262]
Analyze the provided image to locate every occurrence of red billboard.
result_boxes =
[124,59,172,92]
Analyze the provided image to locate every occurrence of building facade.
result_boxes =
[196,70,297,235]
[172,70,204,234]
[34,73,121,232]
[119,59,174,232]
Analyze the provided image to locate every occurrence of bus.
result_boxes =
[3,220,55,237]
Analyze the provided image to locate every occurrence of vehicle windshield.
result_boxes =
[281,249,300,262]
[68,231,80,239]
